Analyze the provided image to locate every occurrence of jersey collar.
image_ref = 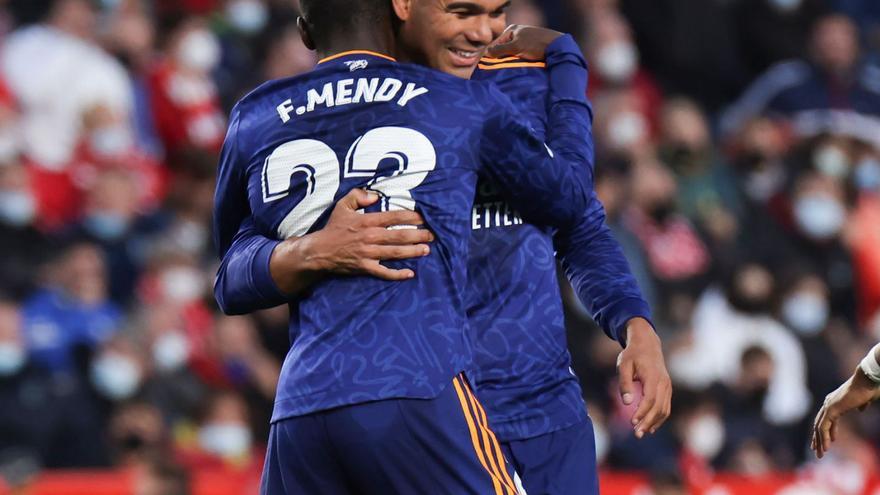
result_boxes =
[317,50,397,66]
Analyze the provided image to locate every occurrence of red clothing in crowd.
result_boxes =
[147,60,226,159]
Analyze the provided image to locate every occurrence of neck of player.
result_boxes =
[318,30,396,62]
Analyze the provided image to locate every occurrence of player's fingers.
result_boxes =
[365,210,426,228]
[336,188,379,212]
[646,380,673,434]
[489,27,515,50]
[487,40,520,58]
[820,416,834,458]
[632,377,659,436]
[370,227,435,245]
[360,261,415,281]
[617,355,636,406]
[830,419,838,443]
[813,408,828,457]
[373,244,431,261]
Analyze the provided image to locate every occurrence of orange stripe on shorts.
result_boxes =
[453,375,507,495]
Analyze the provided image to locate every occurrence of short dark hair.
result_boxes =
[299,0,390,49]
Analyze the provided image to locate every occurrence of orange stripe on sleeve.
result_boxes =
[453,376,505,495]
[463,379,519,493]
[479,56,522,64]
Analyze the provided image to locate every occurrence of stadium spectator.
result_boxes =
[586,9,663,139]
[22,242,122,374]
[732,0,829,77]
[721,14,880,138]
[147,14,226,169]
[619,0,746,111]
[2,0,133,170]
[658,97,742,246]
[0,161,52,300]
[0,299,107,468]
[107,400,169,467]
[619,157,713,317]
[175,391,263,480]
[670,262,812,427]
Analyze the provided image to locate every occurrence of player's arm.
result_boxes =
[214,189,435,315]
[215,192,436,315]
[812,344,880,458]
[478,34,592,229]
[555,194,652,345]
[212,103,289,314]
[554,193,671,438]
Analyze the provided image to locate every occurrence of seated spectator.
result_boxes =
[2,0,133,171]
[22,241,122,374]
[782,169,858,322]
[620,157,713,316]
[0,161,53,300]
[107,400,169,468]
[586,8,663,137]
[721,14,880,137]
[732,0,829,77]
[148,14,225,170]
[658,97,742,245]
[0,298,107,469]
[669,262,811,426]
[174,391,263,481]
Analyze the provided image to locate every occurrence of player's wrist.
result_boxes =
[623,317,658,347]
[269,236,324,295]
[859,343,880,385]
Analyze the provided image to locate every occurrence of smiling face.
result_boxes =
[393,0,509,79]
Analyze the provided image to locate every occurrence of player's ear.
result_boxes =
[391,0,412,22]
[297,16,315,51]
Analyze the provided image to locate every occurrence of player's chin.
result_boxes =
[441,49,481,79]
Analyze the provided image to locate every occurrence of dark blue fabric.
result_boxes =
[212,44,593,419]
[261,376,518,495]
[501,418,600,495]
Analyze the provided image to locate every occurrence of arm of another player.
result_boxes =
[478,34,592,229]
[214,189,435,315]
[812,343,880,458]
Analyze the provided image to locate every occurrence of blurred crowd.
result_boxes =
[0,0,878,493]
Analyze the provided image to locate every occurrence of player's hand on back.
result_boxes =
[616,318,672,439]
[487,25,564,61]
[270,189,435,294]
[812,367,880,458]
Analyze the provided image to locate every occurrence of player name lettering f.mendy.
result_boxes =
[276,77,429,123]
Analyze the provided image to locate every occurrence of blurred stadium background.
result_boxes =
[0,0,878,493]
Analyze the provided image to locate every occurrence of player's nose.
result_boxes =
[464,17,495,48]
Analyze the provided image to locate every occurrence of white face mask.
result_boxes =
[153,332,191,372]
[793,194,846,240]
[226,0,268,34]
[854,158,880,191]
[90,125,132,158]
[685,414,725,460]
[596,41,638,83]
[0,190,36,227]
[813,145,850,179]
[198,423,252,458]
[160,267,206,304]
[607,111,647,150]
[0,343,26,376]
[782,292,829,336]
[91,353,142,400]
[176,29,221,73]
